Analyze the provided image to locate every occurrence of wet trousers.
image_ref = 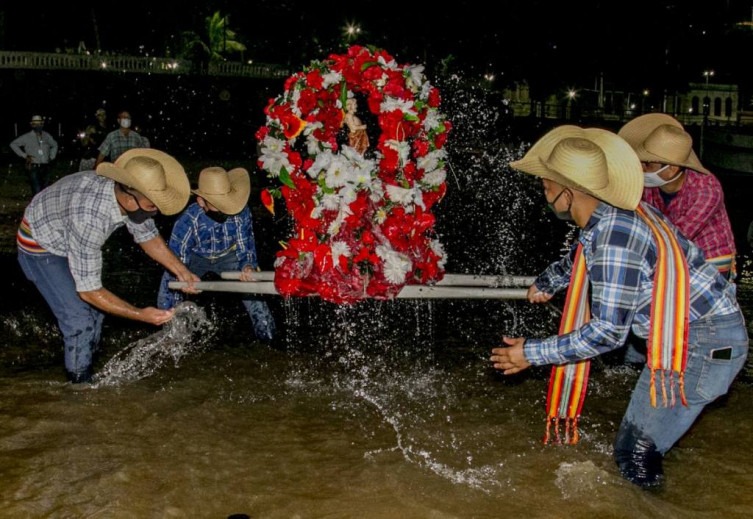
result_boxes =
[157,252,275,341]
[614,310,748,488]
[17,249,103,381]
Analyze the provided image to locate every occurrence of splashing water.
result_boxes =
[93,302,215,387]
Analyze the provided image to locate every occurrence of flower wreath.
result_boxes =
[256,45,452,304]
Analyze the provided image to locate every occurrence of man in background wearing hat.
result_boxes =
[157,166,276,341]
[16,148,201,383]
[10,115,59,195]
[490,125,747,489]
[618,113,736,279]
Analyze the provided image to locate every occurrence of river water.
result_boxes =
[2,80,753,518]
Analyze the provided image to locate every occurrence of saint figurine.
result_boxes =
[344,97,369,155]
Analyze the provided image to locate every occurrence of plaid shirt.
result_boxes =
[168,202,258,269]
[524,202,740,366]
[98,129,149,161]
[22,172,159,291]
[643,169,735,260]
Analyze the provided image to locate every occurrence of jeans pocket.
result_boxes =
[696,351,747,401]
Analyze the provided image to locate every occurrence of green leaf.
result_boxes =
[279,167,296,189]
[340,82,348,109]
[404,113,419,122]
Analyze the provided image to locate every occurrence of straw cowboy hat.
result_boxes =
[192,166,250,215]
[509,125,643,210]
[96,148,190,215]
[618,113,709,174]
[30,115,43,123]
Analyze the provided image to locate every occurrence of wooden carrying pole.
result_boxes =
[167,280,530,300]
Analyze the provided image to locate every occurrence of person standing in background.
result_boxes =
[94,110,150,167]
[78,108,110,171]
[10,115,59,195]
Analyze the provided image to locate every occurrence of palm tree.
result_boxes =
[181,11,246,64]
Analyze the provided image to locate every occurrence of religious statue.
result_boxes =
[344,97,369,155]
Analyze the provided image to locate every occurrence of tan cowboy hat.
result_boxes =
[508,125,643,210]
[618,113,709,174]
[96,148,190,215]
[192,166,250,215]
[632,124,711,174]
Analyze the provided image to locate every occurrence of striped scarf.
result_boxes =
[544,203,690,445]
[16,217,47,254]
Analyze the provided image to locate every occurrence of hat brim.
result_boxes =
[96,148,190,215]
[509,125,643,210]
[192,167,250,215]
[619,113,709,174]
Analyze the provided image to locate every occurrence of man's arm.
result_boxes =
[138,235,200,288]
[9,136,28,159]
[79,287,174,325]
[47,133,59,161]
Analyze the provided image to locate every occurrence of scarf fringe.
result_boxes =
[544,417,580,445]
[649,368,687,408]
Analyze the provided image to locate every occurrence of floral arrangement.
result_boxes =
[256,45,452,304]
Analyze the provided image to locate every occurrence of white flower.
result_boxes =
[381,97,417,117]
[385,184,423,211]
[321,70,343,89]
[417,149,447,174]
[422,169,446,187]
[384,139,410,167]
[320,192,340,211]
[377,55,399,70]
[430,239,447,269]
[376,244,412,284]
[405,64,425,92]
[259,140,293,178]
[307,149,335,179]
[324,157,349,188]
[331,241,351,266]
[422,108,442,132]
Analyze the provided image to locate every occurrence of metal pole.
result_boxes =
[168,280,530,300]
[219,271,536,287]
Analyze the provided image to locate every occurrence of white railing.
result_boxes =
[0,51,289,79]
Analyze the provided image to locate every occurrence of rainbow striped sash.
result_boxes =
[544,203,690,444]
[16,218,47,254]
[706,253,735,280]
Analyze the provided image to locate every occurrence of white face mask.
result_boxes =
[120,118,132,129]
[643,165,672,187]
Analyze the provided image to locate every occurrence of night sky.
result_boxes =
[2,1,753,96]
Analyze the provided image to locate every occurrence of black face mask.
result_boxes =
[205,210,229,224]
[547,188,573,221]
[119,190,158,224]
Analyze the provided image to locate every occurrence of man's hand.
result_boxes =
[527,284,553,304]
[490,336,531,375]
[139,307,175,326]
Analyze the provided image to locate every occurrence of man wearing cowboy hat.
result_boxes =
[16,148,201,383]
[619,113,736,279]
[157,166,275,341]
[489,125,747,489]
[10,114,59,195]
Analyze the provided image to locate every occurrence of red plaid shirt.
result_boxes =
[642,169,735,261]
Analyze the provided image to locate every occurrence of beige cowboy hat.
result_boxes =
[508,125,643,210]
[96,148,190,215]
[633,124,711,175]
[618,113,709,174]
[192,166,250,215]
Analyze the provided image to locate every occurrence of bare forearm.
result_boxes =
[79,287,146,321]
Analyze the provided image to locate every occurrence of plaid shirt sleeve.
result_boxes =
[524,207,646,366]
[533,243,576,295]
[235,208,258,269]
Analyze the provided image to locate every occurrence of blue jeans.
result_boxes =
[18,249,104,380]
[157,252,275,341]
[614,310,749,488]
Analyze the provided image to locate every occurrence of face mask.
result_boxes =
[120,118,132,129]
[547,188,573,221]
[642,165,671,187]
[205,210,229,224]
[119,191,158,224]
[32,125,43,133]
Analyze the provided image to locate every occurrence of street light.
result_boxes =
[700,70,714,159]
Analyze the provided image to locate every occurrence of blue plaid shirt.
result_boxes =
[167,202,258,269]
[22,171,159,291]
[524,202,739,366]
